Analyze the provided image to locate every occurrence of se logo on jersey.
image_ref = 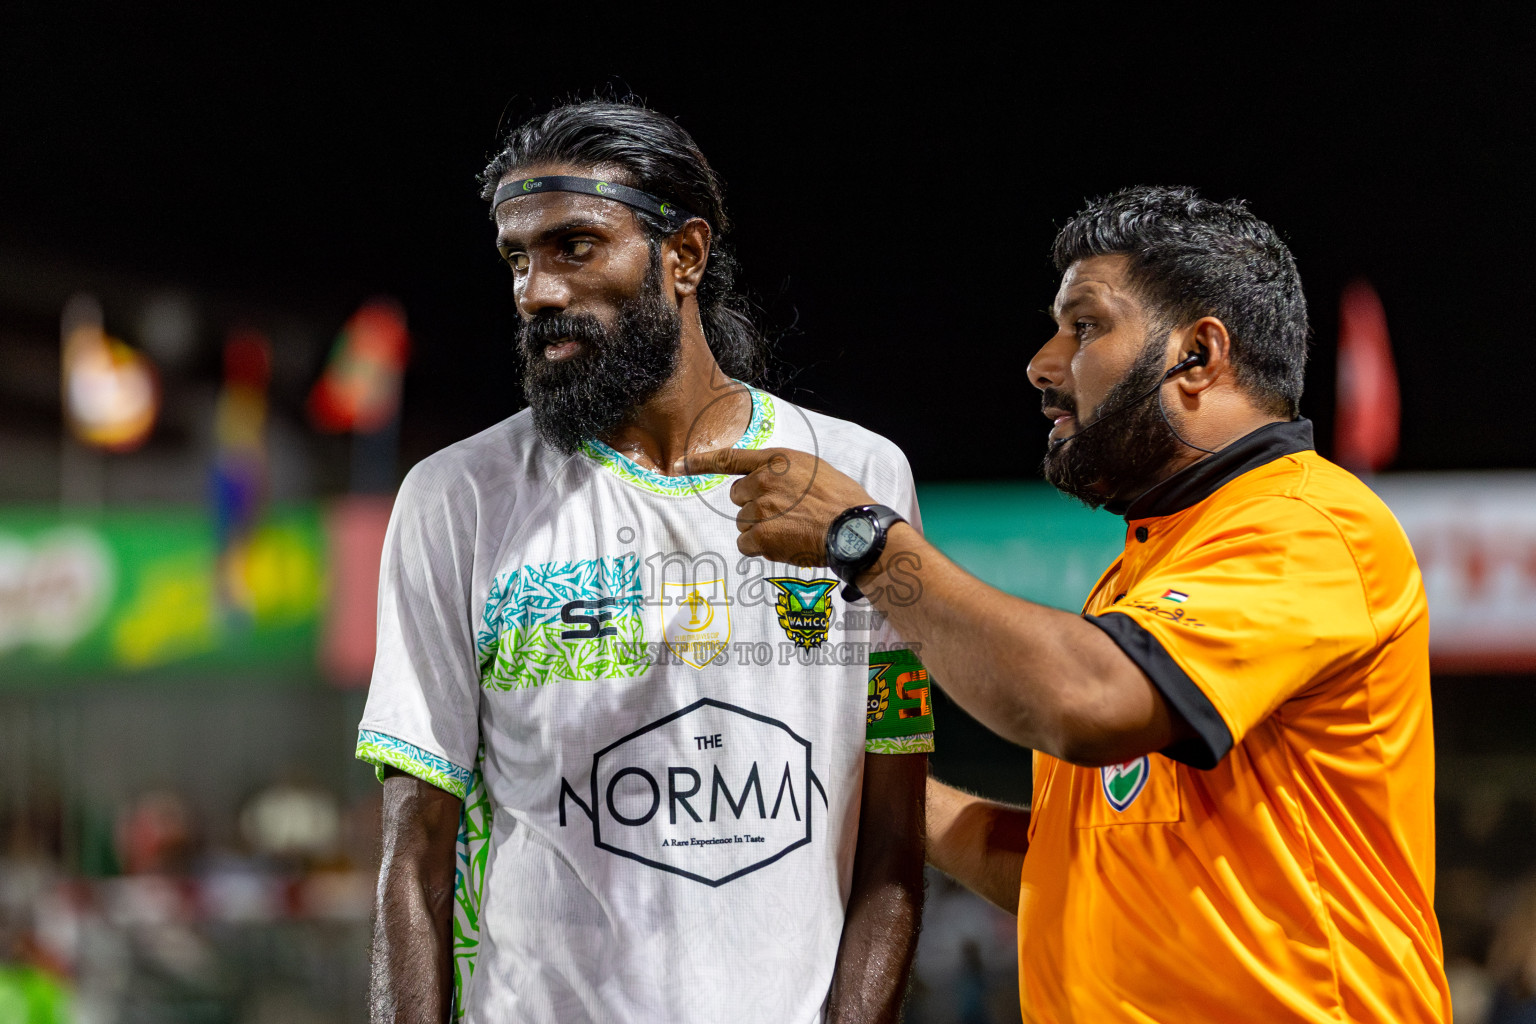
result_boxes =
[766,578,838,648]
[1101,756,1150,811]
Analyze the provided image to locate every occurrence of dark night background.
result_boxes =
[4,8,1533,479]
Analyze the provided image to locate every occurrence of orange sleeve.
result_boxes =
[1087,497,1376,768]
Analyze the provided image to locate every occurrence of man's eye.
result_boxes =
[1074,320,1095,339]
[507,253,530,272]
[566,239,594,257]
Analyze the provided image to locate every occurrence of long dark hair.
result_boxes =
[480,100,768,384]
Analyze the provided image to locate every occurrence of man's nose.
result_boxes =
[517,261,571,319]
[1027,332,1074,392]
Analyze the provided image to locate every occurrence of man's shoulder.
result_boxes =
[1221,450,1405,539]
[1199,451,1418,598]
[766,394,912,476]
[395,409,562,518]
[404,408,552,486]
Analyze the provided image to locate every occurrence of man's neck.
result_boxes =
[1108,406,1289,508]
[597,327,752,475]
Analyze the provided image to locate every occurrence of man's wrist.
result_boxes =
[827,505,907,601]
[853,521,919,594]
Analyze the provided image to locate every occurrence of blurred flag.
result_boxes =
[1334,279,1400,474]
[213,330,272,619]
[306,299,410,434]
[213,331,271,537]
[61,294,159,451]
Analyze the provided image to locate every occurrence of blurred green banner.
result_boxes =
[0,506,325,683]
[917,483,1126,612]
[0,487,1125,685]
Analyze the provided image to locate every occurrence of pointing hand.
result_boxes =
[676,447,875,565]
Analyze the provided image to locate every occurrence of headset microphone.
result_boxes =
[1049,349,1208,452]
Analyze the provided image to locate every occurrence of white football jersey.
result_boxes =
[357,386,934,1023]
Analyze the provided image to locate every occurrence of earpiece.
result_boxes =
[1155,346,1221,454]
[1161,348,1208,380]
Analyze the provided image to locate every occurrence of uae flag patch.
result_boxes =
[1161,589,1188,603]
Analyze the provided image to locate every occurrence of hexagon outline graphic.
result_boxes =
[588,697,816,887]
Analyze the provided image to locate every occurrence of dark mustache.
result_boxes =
[1041,387,1076,417]
[517,312,611,354]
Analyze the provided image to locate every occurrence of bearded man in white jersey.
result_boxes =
[358,100,935,1024]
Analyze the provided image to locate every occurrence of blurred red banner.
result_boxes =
[1335,279,1400,474]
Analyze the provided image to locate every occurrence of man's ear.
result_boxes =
[666,218,712,299]
[1170,317,1233,396]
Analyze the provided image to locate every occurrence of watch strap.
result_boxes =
[827,504,906,602]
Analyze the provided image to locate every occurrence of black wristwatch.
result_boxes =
[825,504,907,602]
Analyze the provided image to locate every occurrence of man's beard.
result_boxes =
[515,251,682,455]
[1041,334,1185,510]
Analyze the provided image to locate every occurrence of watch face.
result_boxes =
[832,515,877,562]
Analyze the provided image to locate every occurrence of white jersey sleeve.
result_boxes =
[356,454,484,798]
[863,442,922,654]
[821,430,935,756]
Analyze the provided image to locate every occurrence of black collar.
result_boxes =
[1109,419,1315,520]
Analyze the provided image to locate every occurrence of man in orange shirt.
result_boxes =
[685,186,1451,1021]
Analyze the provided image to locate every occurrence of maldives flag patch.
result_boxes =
[1161,589,1188,603]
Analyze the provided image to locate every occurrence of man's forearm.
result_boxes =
[691,445,1179,762]
[828,753,926,1023]
[861,524,1179,765]
[372,856,454,1022]
[925,777,1029,914]
[371,770,461,1023]
[827,855,922,1024]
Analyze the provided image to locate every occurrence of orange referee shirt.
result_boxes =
[1018,420,1450,1023]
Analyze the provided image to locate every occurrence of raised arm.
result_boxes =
[680,447,1192,767]
[371,768,462,1024]
[827,751,927,1024]
[862,523,1189,766]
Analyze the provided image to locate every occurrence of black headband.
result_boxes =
[491,175,699,230]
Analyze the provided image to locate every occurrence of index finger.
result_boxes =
[675,447,780,477]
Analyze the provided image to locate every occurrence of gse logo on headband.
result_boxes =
[491,175,699,227]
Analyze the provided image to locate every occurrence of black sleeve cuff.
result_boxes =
[1084,611,1233,770]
